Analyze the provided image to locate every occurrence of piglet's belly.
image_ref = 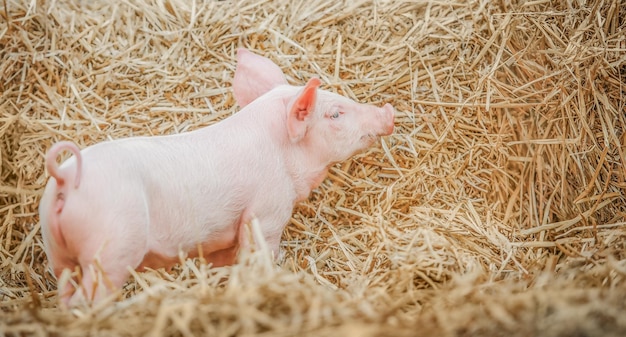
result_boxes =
[138,240,238,271]
[138,223,240,271]
[138,250,182,271]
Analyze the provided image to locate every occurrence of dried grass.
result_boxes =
[1,0,625,336]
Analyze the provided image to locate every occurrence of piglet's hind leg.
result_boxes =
[67,261,130,306]
[69,242,145,306]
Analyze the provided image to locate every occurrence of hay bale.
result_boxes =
[1,0,624,335]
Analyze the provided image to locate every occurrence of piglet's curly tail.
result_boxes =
[45,141,82,189]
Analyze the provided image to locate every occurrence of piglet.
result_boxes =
[39,48,395,306]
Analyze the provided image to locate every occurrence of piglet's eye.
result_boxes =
[330,111,341,119]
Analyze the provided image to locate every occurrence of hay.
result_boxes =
[1,0,625,335]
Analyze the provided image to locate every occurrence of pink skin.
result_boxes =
[38,48,395,306]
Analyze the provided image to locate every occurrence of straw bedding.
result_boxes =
[1,0,625,335]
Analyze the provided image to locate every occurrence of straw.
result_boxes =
[1,0,625,335]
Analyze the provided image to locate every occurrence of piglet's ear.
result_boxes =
[287,77,321,142]
[233,48,288,108]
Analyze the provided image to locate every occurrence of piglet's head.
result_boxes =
[233,48,394,165]
[285,77,395,164]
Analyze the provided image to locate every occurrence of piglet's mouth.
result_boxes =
[360,133,378,144]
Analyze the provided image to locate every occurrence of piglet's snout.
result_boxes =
[378,103,395,136]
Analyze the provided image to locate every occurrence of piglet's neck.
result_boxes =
[283,139,332,203]
[285,158,329,203]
